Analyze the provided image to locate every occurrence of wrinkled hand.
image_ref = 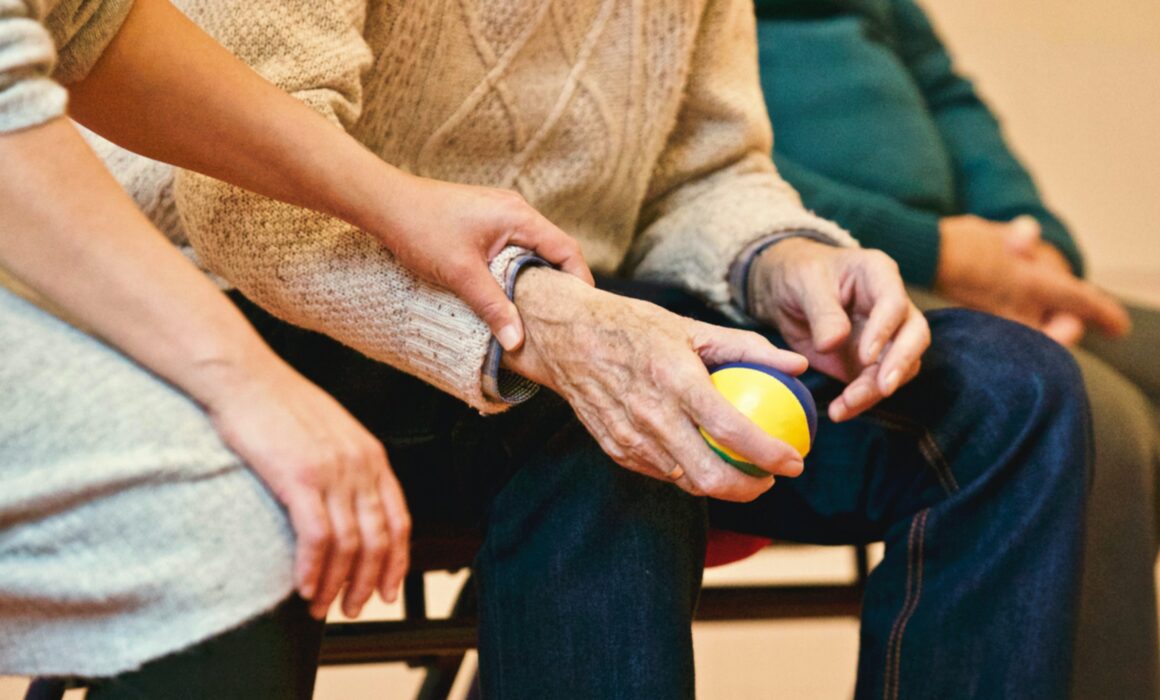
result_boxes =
[198,355,411,620]
[502,268,809,502]
[937,215,1129,345]
[748,238,930,423]
[371,174,594,351]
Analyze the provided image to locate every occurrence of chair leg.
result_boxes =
[23,679,67,700]
[415,573,477,700]
[854,544,871,586]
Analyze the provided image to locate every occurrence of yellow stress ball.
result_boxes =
[701,362,818,477]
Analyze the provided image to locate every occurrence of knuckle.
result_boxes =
[302,522,331,549]
[702,414,742,447]
[868,249,899,271]
[392,513,413,540]
[291,458,327,489]
[363,535,390,557]
[334,530,360,555]
[606,419,639,449]
[366,441,390,470]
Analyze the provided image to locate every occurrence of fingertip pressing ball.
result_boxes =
[700,362,818,477]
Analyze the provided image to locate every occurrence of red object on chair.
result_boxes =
[705,529,773,568]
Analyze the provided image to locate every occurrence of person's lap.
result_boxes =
[905,285,1160,699]
[232,281,1089,699]
[1082,301,1160,411]
[0,287,312,694]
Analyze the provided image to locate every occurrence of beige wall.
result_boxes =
[921,1,1160,297]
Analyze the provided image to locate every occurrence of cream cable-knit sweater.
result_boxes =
[99,0,855,414]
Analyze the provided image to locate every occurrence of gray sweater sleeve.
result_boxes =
[0,0,133,134]
[0,0,66,132]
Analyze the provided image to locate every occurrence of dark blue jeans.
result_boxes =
[233,283,1090,700]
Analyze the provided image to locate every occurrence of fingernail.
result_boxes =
[497,324,521,352]
[866,340,883,363]
[884,369,901,395]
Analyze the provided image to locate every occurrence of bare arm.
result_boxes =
[0,117,409,619]
[69,0,589,349]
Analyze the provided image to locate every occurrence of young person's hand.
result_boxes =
[368,175,594,351]
[69,0,592,356]
[2,117,412,623]
[196,355,411,620]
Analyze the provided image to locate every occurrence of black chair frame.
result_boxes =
[26,543,869,700]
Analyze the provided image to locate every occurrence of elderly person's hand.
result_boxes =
[937,215,1130,345]
[748,238,931,423]
[501,268,808,502]
[195,355,410,621]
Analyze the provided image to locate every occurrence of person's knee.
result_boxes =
[924,308,1087,419]
[914,310,1090,498]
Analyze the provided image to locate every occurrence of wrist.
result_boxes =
[176,334,289,412]
[327,155,415,240]
[747,237,820,321]
[501,266,595,388]
[934,216,976,292]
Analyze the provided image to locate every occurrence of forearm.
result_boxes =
[177,166,521,413]
[0,117,277,406]
[68,0,402,239]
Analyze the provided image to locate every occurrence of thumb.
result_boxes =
[454,267,525,351]
[1005,215,1042,256]
[506,213,595,286]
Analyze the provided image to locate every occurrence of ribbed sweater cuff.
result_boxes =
[855,205,943,288]
[0,78,67,133]
[481,253,548,405]
[729,230,838,318]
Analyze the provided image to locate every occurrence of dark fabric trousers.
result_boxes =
[84,596,323,699]
[119,282,1088,700]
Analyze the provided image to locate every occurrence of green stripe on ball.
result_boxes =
[708,443,772,478]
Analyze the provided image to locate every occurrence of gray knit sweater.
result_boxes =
[0,0,131,132]
[1,0,295,677]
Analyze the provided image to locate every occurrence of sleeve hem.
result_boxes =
[480,253,548,405]
[728,230,840,317]
[0,79,67,134]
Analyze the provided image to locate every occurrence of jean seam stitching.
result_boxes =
[883,508,929,700]
[863,409,961,495]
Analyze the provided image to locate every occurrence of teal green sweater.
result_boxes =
[754,0,1083,286]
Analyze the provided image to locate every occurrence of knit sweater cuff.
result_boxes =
[855,204,943,288]
[0,4,67,134]
[632,180,857,324]
[47,0,135,85]
[481,253,548,405]
[0,77,66,133]
[728,230,837,318]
